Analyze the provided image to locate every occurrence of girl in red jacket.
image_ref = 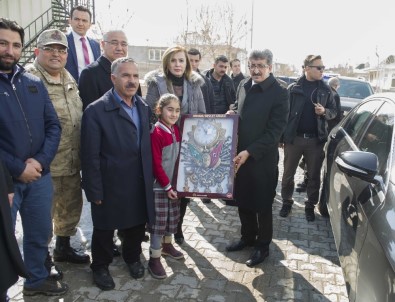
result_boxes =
[148,93,183,279]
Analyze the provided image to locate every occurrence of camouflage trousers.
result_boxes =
[51,173,83,236]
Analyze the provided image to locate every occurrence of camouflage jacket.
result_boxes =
[26,60,82,176]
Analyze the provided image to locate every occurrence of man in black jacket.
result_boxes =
[230,58,245,92]
[204,55,236,114]
[279,55,337,222]
[226,49,289,267]
[79,29,141,111]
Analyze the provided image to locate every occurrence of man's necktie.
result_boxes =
[80,37,90,66]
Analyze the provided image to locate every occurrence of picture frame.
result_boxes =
[173,114,239,199]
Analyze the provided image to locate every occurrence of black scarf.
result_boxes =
[167,72,184,87]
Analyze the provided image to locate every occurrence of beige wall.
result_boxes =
[1,0,51,29]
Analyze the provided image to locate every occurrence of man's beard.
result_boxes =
[0,54,19,72]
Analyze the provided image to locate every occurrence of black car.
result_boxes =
[327,76,374,114]
[319,93,395,301]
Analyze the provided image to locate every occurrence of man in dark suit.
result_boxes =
[226,49,289,267]
[81,58,155,290]
[65,6,100,82]
[79,30,129,110]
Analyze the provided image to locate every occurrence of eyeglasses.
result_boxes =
[40,46,67,55]
[104,40,128,47]
[248,64,269,70]
[308,65,325,71]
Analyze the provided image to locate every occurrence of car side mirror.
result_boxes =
[335,151,378,183]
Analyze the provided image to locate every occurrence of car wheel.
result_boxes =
[318,174,329,217]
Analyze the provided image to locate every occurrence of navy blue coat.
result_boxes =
[81,90,155,230]
[65,33,101,82]
[0,66,61,179]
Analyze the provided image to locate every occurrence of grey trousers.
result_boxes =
[281,136,325,207]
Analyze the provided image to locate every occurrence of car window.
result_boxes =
[338,79,373,99]
[358,101,394,177]
[342,100,383,142]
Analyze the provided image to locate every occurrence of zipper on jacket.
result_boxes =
[12,82,33,151]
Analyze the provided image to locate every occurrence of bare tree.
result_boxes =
[95,0,134,34]
[221,3,247,59]
[176,3,247,62]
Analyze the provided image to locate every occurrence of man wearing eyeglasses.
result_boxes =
[79,29,142,111]
[226,49,289,267]
[26,29,90,271]
[279,55,337,222]
[65,6,101,82]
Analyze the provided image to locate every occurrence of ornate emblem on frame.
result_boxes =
[174,114,239,199]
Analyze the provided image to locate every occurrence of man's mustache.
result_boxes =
[125,82,137,88]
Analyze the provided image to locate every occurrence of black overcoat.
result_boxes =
[79,56,143,111]
[0,161,28,293]
[235,75,289,212]
[81,90,155,230]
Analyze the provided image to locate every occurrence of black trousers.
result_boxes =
[238,206,272,250]
[0,291,8,302]
[91,224,145,270]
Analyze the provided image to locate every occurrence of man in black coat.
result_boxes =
[279,55,337,222]
[81,58,155,290]
[204,55,236,114]
[230,58,245,93]
[226,49,289,267]
[0,161,28,302]
[78,29,141,111]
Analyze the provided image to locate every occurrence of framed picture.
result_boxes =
[173,114,239,199]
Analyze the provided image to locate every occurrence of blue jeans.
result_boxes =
[11,173,53,287]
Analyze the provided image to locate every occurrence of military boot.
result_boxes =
[53,236,90,264]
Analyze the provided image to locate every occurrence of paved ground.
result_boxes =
[9,150,349,301]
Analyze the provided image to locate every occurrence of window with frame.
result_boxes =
[358,101,394,177]
[343,100,382,142]
[149,49,165,61]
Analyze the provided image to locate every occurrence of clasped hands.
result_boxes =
[18,158,42,183]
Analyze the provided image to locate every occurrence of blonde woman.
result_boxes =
[145,45,206,245]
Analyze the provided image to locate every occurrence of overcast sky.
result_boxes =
[94,0,393,68]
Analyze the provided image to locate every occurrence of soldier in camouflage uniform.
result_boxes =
[26,29,90,268]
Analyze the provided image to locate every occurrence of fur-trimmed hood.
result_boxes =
[144,70,205,88]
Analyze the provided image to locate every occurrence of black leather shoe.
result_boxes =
[54,236,90,264]
[279,203,292,217]
[53,247,90,264]
[92,267,115,291]
[226,240,253,252]
[246,249,269,267]
[128,261,145,279]
[305,207,316,222]
[201,198,211,204]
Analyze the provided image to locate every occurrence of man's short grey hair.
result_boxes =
[248,49,273,65]
[103,29,127,41]
[328,77,340,88]
[111,57,137,74]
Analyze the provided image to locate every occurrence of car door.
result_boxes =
[353,100,395,302]
[327,99,383,300]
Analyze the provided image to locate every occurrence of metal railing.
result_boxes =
[20,0,95,66]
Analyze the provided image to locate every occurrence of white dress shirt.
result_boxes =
[71,31,95,76]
